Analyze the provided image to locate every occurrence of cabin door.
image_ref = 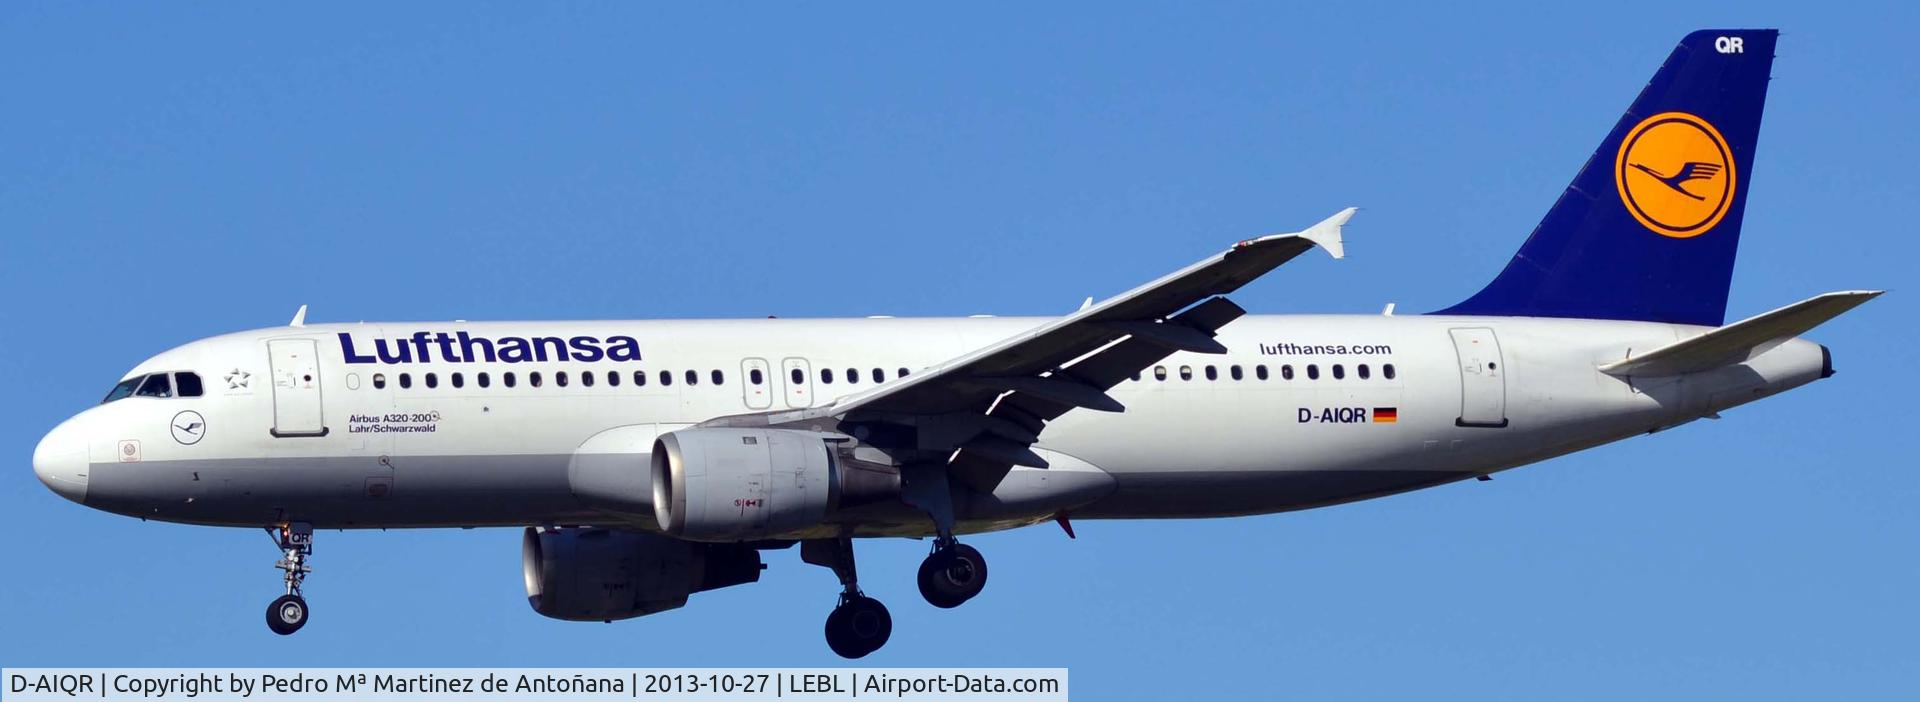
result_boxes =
[267,338,328,437]
[1448,327,1509,428]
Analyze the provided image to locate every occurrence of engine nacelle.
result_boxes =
[651,427,898,541]
[521,527,762,622]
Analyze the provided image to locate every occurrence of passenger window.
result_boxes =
[871,368,884,383]
[1384,363,1397,380]
[1358,364,1370,380]
[822,368,835,384]
[478,372,491,388]
[373,373,387,389]
[1255,365,1269,381]
[451,372,465,388]
[425,373,438,389]
[1282,365,1295,380]
[897,368,910,378]
[529,372,543,388]
[174,372,204,397]
[580,371,593,387]
[684,370,697,386]
[399,373,413,389]
[1307,364,1320,380]
[712,370,724,385]
[1332,364,1345,380]
[504,372,517,388]
[660,371,672,387]
[846,368,859,384]
[790,368,803,385]
[1204,365,1218,381]
[1230,365,1243,381]
[607,370,619,387]
[1131,372,1142,382]
[634,370,647,387]
[136,373,173,398]
[557,371,570,387]
[1154,366,1168,381]
[750,368,763,385]
[1179,366,1193,381]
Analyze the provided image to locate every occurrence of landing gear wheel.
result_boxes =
[265,523,314,636]
[824,595,892,659]
[917,542,987,609]
[266,594,309,636]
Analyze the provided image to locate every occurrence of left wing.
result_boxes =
[727,208,1353,490]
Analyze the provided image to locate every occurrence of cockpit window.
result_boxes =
[102,371,204,403]
[103,376,143,403]
[175,372,204,397]
[135,373,173,398]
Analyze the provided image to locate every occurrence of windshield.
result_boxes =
[102,371,208,403]
[102,376,143,403]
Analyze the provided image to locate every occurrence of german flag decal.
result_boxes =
[1373,407,1398,423]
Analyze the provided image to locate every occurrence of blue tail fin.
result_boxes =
[1434,30,1778,326]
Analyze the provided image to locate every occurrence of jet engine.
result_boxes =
[521,527,763,622]
[651,427,899,541]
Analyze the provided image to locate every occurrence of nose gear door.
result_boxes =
[268,338,328,437]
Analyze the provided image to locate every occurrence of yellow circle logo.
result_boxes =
[1614,111,1735,238]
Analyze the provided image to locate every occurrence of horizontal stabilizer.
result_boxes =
[1599,291,1882,376]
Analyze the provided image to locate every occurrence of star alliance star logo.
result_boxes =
[225,368,251,389]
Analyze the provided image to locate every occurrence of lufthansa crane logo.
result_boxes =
[1615,111,1736,239]
[171,410,206,446]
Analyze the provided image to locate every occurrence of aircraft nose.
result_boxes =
[33,418,90,505]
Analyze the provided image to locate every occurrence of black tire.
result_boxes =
[266,594,308,636]
[824,596,891,659]
[916,543,988,609]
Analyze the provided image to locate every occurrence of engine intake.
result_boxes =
[521,527,761,622]
[652,428,898,541]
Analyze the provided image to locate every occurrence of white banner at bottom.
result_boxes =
[2,669,1067,702]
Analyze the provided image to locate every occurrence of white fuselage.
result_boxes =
[33,313,1829,539]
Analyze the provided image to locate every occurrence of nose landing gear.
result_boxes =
[265,522,312,636]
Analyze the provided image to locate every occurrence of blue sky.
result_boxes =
[2,3,1915,699]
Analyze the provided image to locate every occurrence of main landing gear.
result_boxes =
[901,464,988,609]
[802,537,891,659]
[916,537,988,609]
[801,467,994,658]
[265,522,313,636]
[802,532,991,658]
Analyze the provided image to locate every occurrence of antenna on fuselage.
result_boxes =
[289,305,308,327]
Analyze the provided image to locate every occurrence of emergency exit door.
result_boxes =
[741,358,773,410]
[780,357,814,409]
[1448,327,1509,428]
[268,338,328,437]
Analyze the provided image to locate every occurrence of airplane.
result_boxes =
[31,29,1879,659]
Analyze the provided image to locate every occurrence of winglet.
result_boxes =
[1231,207,1353,259]
[1299,206,1354,260]
[289,304,308,328]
